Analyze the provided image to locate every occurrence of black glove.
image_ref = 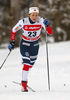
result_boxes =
[8,41,15,51]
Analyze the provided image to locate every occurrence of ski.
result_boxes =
[12,81,35,92]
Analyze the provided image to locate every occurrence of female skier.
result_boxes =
[8,7,53,92]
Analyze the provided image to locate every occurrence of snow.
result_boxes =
[0,41,70,100]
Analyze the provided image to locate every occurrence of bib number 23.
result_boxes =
[28,31,37,37]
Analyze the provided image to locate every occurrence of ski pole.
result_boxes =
[0,51,11,69]
[46,30,50,90]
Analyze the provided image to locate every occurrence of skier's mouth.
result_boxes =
[33,19,36,21]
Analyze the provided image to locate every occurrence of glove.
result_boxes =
[8,41,15,51]
[44,19,49,26]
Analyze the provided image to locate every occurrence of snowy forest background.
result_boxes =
[0,0,70,48]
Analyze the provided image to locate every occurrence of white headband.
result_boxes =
[29,7,39,14]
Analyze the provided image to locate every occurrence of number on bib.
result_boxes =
[28,31,37,37]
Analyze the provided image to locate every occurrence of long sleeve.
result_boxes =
[41,17,53,35]
[11,19,24,41]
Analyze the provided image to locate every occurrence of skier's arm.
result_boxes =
[11,20,23,41]
[8,19,23,51]
[41,18,53,35]
[44,19,53,35]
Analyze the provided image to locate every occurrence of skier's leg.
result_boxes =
[22,64,32,81]
[21,64,32,92]
[29,41,39,71]
[20,39,32,91]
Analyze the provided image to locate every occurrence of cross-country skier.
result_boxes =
[8,6,53,92]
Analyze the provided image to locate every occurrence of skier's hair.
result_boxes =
[29,5,39,9]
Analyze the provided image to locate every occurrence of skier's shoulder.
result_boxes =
[21,17,29,23]
[38,16,43,19]
[38,16,44,22]
[17,19,24,25]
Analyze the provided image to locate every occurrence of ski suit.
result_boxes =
[11,16,47,81]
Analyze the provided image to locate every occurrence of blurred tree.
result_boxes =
[11,0,21,24]
[10,0,21,47]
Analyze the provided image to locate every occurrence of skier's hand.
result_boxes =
[8,41,15,51]
[44,19,49,26]
[44,19,53,35]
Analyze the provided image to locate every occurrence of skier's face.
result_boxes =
[29,12,38,22]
